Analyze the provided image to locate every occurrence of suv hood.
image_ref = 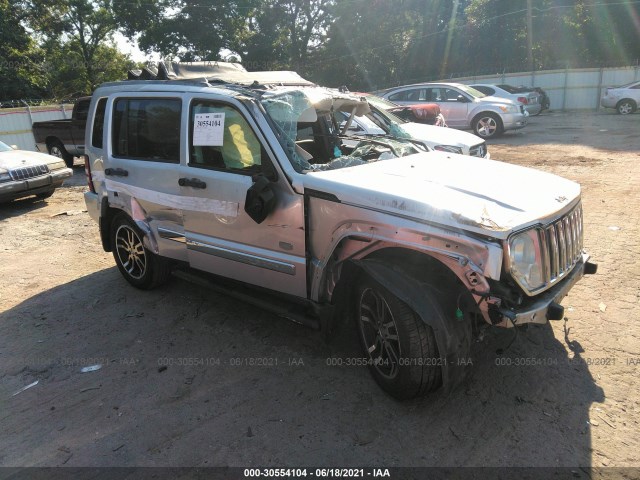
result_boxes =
[400,122,484,148]
[304,152,580,239]
[0,150,59,169]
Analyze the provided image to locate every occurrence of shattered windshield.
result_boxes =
[260,87,422,174]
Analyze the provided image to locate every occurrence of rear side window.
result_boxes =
[389,89,426,102]
[91,98,107,148]
[112,98,181,163]
[474,86,494,96]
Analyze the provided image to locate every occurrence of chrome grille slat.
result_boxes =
[543,204,583,285]
[9,164,49,181]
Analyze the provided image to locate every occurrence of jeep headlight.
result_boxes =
[0,168,10,183]
[508,229,544,292]
[434,145,463,154]
[48,160,67,170]
[499,105,518,113]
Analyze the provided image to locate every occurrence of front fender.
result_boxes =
[355,258,471,392]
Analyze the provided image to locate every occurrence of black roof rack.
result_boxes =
[127,61,315,88]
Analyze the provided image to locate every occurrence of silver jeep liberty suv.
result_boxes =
[83,62,597,399]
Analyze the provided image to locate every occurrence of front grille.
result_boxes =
[541,204,584,285]
[469,143,486,158]
[10,164,49,181]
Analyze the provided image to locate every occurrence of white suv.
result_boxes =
[83,63,596,399]
[378,82,528,139]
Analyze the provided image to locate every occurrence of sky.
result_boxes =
[113,33,160,63]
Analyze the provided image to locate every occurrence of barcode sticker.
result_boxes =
[193,113,225,146]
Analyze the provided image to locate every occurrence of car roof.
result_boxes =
[383,82,466,92]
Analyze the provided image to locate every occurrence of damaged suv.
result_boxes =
[84,62,596,399]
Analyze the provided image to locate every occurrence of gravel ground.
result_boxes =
[0,111,638,472]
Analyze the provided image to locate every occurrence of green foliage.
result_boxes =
[1,0,639,100]
[41,39,136,98]
[0,0,48,99]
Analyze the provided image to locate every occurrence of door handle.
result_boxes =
[179,177,207,189]
[105,167,128,177]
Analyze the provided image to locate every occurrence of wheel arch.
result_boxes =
[345,248,475,391]
[616,98,637,112]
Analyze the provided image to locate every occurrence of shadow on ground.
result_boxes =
[0,268,604,468]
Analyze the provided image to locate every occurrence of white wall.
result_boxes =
[0,105,72,152]
[445,66,640,111]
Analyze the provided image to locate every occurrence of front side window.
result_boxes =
[112,98,181,163]
[189,101,265,174]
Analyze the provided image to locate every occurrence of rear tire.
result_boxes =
[355,276,442,399]
[616,99,636,115]
[111,213,172,290]
[472,112,503,139]
[48,140,74,168]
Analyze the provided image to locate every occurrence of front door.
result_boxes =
[179,97,307,298]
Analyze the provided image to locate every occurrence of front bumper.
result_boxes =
[502,112,528,131]
[0,168,73,202]
[497,254,597,326]
[600,97,617,109]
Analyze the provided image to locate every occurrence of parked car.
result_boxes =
[0,140,73,203]
[378,82,528,139]
[84,62,596,399]
[601,81,640,114]
[470,84,542,116]
[365,94,443,125]
[337,94,489,158]
[32,96,91,167]
[498,85,550,114]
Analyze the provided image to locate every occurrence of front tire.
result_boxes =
[111,213,172,289]
[48,140,74,168]
[472,112,503,139]
[616,99,636,115]
[355,276,442,399]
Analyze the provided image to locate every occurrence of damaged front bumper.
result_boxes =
[496,254,597,326]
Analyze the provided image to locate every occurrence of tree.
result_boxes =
[0,0,48,100]
[25,0,119,92]
[41,39,136,98]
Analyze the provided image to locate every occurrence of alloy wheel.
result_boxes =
[358,287,401,380]
[115,224,147,280]
[476,117,497,137]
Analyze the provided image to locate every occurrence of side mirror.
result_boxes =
[245,175,276,224]
[457,95,467,103]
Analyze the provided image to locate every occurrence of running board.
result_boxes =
[172,269,321,330]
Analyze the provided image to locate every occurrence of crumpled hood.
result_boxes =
[304,152,581,239]
[0,150,59,170]
[400,122,484,148]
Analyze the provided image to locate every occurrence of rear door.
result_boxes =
[179,96,307,298]
[105,94,187,262]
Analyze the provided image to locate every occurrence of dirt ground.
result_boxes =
[0,111,639,472]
